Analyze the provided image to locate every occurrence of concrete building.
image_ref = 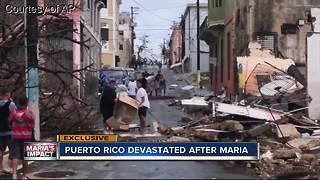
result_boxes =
[201,0,320,97]
[181,3,209,74]
[100,0,122,67]
[118,12,132,67]
[169,24,183,67]
[78,0,104,98]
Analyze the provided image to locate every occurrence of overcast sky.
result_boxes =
[120,0,207,60]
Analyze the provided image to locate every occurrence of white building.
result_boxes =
[100,0,122,67]
[182,3,209,74]
[118,12,132,67]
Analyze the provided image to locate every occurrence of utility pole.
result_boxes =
[196,0,201,88]
[163,39,166,65]
[25,0,40,141]
[131,6,134,55]
[130,7,139,56]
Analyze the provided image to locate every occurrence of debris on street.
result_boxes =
[160,42,320,178]
[106,93,139,130]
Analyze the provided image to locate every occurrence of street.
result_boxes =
[1,0,320,179]
[23,67,256,179]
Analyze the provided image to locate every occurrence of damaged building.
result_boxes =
[201,0,320,100]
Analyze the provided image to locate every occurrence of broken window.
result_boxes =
[256,32,276,53]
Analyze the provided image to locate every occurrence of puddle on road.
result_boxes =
[33,171,75,178]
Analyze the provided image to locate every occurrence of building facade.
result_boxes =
[118,12,132,67]
[169,24,183,67]
[100,0,122,67]
[79,0,104,98]
[182,3,209,74]
[202,0,320,97]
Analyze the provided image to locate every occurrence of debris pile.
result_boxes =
[161,42,320,178]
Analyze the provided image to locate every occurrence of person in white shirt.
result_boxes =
[135,79,150,132]
[127,79,137,98]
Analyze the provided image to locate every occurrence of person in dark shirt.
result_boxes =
[100,80,117,126]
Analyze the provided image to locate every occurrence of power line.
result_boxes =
[132,0,173,22]
[141,5,186,11]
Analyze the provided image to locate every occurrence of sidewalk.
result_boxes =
[0,149,34,179]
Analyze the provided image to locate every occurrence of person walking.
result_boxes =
[158,61,162,71]
[159,74,167,96]
[136,79,150,133]
[127,79,137,98]
[154,71,162,96]
[100,80,117,128]
[10,96,34,180]
[0,89,16,176]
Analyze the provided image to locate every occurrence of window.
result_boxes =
[256,32,276,53]
[119,31,124,36]
[119,44,123,50]
[213,0,222,8]
[87,0,90,9]
[101,0,107,7]
[227,32,231,80]
[236,9,240,26]
[101,28,109,41]
[220,38,224,83]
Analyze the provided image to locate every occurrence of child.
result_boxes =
[0,89,16,176]
[136,79,150,133]
[10,96,34,179]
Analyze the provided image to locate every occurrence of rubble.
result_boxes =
[273,148,302,160]
[162,42,320,178]
[219,120,244,132]
[162,96,320,178]
[167,136,191,142]
[276,123,301,139]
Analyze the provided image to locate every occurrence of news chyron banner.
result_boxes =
[24,135,260,161]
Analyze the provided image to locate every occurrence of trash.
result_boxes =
[180,117,193,123]
[247,123,272,137]
[107,93,139,130]
[167,136,191,142]
[181,85,194,90]
[168,99,180,106]
[212,102,282,121]
[273,148,302,160]
[181,97,208,106]
[170,84,179,88]
[300,154,317,164]
[287,138,314,149]
[219,120,244,132]
[261,150,273,160]
[276,124,301,139]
